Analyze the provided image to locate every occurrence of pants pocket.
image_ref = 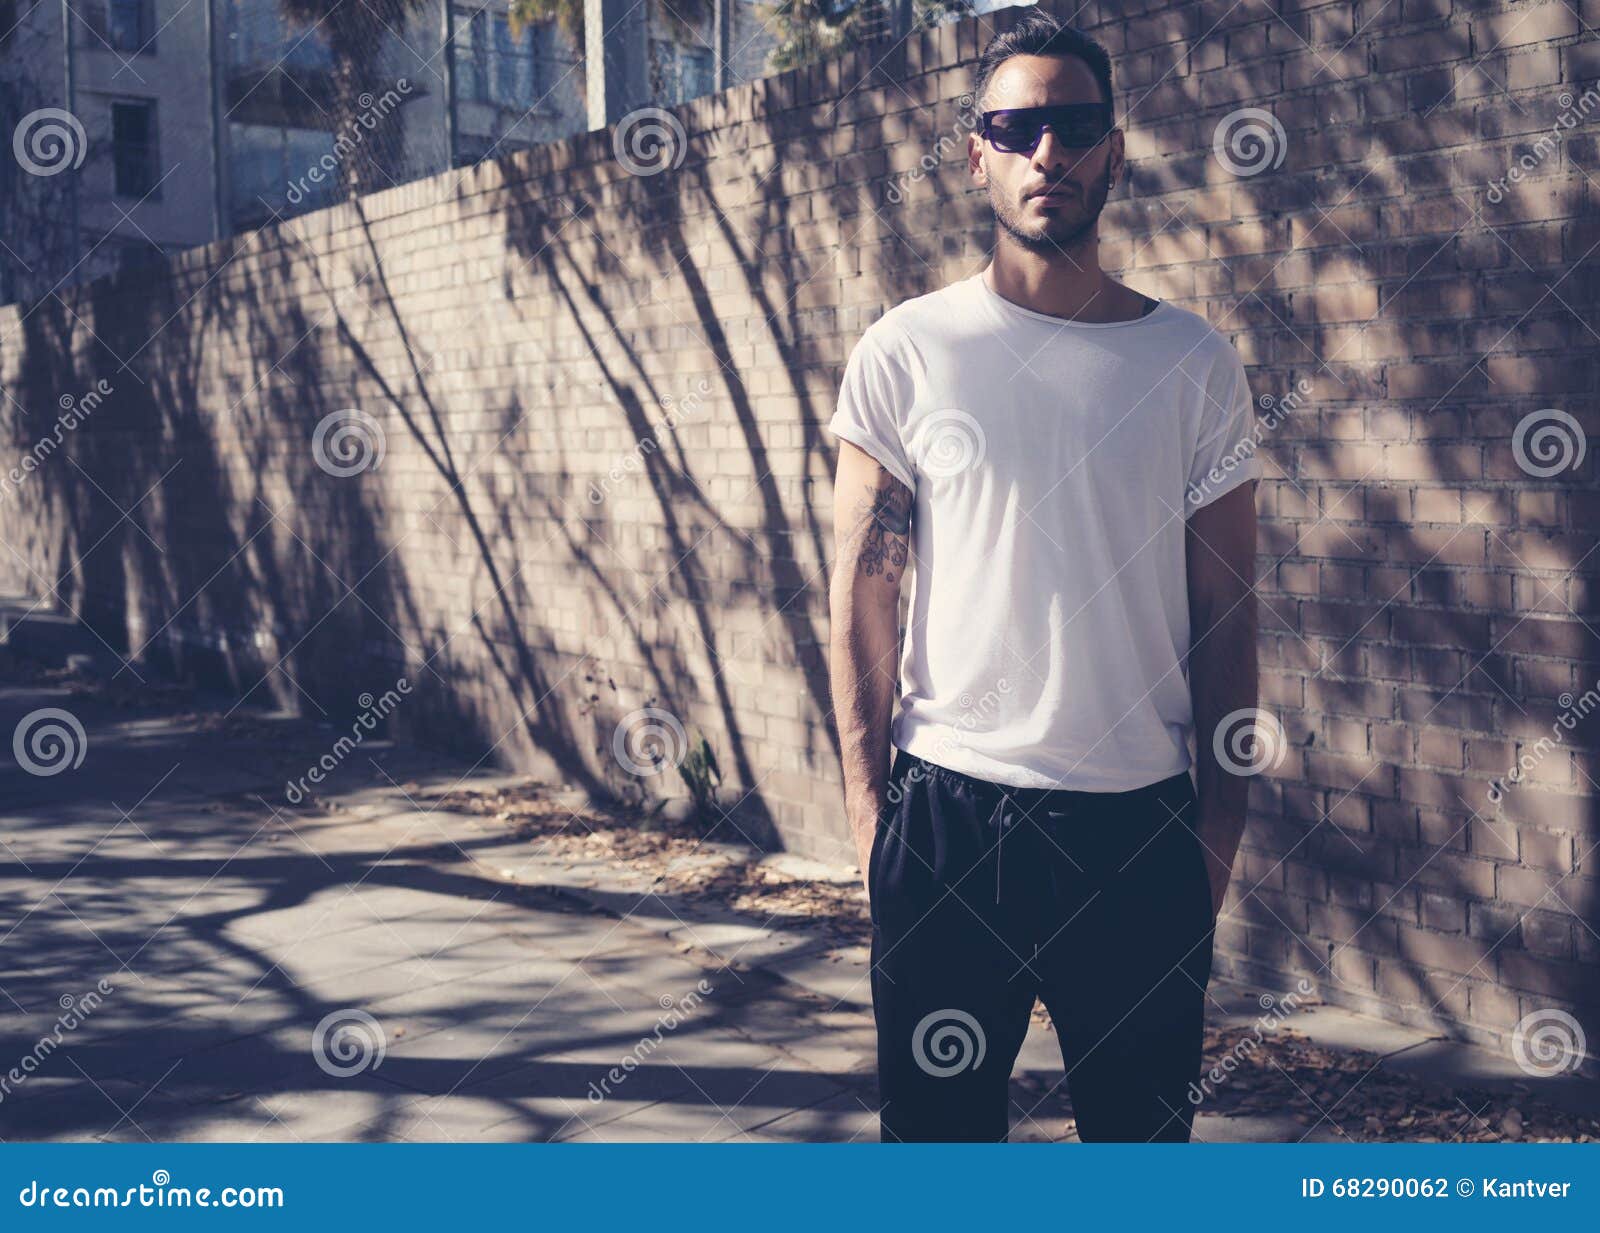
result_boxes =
[868,779,907,924]
[1187,827,1216,931]
[867,804,890,919]
[1169,776,1214,932]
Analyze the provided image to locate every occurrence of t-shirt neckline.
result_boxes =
[973,271,1171,329]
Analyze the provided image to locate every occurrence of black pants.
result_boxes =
[868,748,1216,1142]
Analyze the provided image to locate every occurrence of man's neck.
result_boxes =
[984,255,1152,325]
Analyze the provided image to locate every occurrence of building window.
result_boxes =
[85,0,153,51]
[455,8,538,108]
[225,0,333,73]
[465,11,489,100]
[679,46,714,100]
[111,100,160,198]
[104,0,154,51]
[652,41,715,105]
[228,121,338,227]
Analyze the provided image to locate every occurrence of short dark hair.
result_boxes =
[973,10,1115,119]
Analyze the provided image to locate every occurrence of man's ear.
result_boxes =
[968,133,986,186]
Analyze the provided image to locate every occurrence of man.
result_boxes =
[827,12,1262,1143]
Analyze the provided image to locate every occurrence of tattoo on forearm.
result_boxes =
[855,478,910,584]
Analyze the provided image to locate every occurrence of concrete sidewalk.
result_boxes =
[2,602,1596,1143]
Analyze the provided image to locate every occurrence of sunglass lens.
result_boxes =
[1053,121,1105,147]
[988,116,1042,153]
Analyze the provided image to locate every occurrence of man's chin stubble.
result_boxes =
[994,202,1098,258]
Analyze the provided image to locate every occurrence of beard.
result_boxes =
[989,158,1113,258]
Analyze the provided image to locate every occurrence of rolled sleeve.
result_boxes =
[1185,344,1263,514]
[829,322,917,493]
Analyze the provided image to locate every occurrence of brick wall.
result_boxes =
[2,0,1597,1067]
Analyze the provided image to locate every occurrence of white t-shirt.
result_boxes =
[829,270,1263,791]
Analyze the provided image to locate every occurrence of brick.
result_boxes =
[1470,816,1520,860]
[1376,959,1432,1009]
[1328,945,1379,991]
[1397,924,1494,978]
[1468,980,1522,1031]
[1497,862,1560,909]
[1468,899,1526,946]
[1421,891,1466,933]
[1500,951,1600,1004]
[1473,3,1579,50]
[1521,910,1574,959]
[1518,826,1574,872]
[1396,847,1497,898]
[1375,28,1471,73]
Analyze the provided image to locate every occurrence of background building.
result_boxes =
[1,0,785,302]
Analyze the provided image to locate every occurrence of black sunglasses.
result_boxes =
[980,104,1114,155]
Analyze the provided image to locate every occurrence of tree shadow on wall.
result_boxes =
[493,5,1600,1067]
[0,1,1596,1070]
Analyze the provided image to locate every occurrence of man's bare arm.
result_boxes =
[829,440,912,890]
[1185,480,1259,919]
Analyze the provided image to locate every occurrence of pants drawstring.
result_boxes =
[989,789,1015,904]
